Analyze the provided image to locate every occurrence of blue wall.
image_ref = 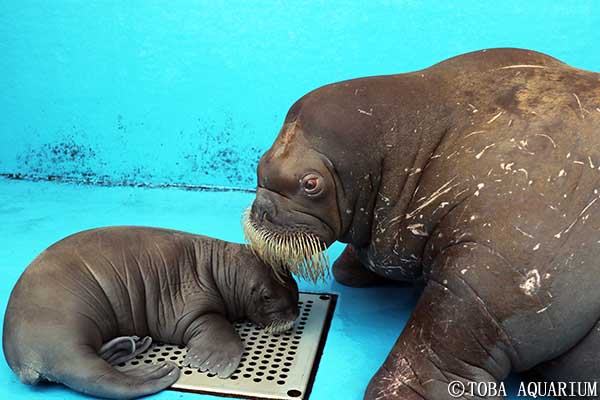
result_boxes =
[1,1,599,189]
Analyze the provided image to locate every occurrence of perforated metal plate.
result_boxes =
[116,292,335,399]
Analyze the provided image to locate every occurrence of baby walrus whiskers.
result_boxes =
[264,319,296,334]
[242,207,330,283]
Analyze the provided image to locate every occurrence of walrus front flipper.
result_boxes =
[54,347,180,399]
[365,244,515,400]
[332,244,387,287]
[181,313,243,378]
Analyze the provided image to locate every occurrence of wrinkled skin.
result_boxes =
[3,226,298,399]
[246,48,600,399]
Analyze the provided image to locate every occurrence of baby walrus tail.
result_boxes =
[2,226,299,399]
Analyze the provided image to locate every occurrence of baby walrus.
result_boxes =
[3,226,299,399]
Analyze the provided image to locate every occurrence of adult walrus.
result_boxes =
[243,48,600,399]
[3,226,298,399]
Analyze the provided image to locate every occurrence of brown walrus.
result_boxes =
[243,48,600,399]
[3,226,298,399]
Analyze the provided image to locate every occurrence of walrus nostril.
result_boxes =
[253,194,278,219]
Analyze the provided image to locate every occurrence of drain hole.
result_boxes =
[287,389,302,397]
[277,380,286,385]
[254,378,262,383]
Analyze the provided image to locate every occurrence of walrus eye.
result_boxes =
[262,293,272,301]
[301,174,321,195]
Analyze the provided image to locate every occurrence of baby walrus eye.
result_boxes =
[261,293,272,301]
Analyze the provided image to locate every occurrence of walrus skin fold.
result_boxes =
[243,48,600,399]
[3,226,299,399]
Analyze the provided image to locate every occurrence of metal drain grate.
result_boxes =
[116,292,335,399]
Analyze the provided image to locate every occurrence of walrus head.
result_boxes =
[244,81,383,281]
[244,257,300,334]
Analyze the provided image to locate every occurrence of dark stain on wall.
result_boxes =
[7,116,268,191]
[183,116,264,187]
[16,137,100,181]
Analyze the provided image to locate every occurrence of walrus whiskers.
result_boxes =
[264,319,295,334]
[242,208,330,283]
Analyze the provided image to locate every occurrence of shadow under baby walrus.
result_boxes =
[2,226,299,399]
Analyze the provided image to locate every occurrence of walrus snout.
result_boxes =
[252,191,278,221]
[256,305,299,334]
[243,195,333,282]
[251,188,334,238]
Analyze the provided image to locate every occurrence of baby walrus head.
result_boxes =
[225,243,299,333]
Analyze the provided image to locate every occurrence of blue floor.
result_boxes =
[0,177,547,399]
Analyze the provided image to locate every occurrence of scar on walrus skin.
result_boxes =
[244,48,600,399]
[3,226,298,399]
